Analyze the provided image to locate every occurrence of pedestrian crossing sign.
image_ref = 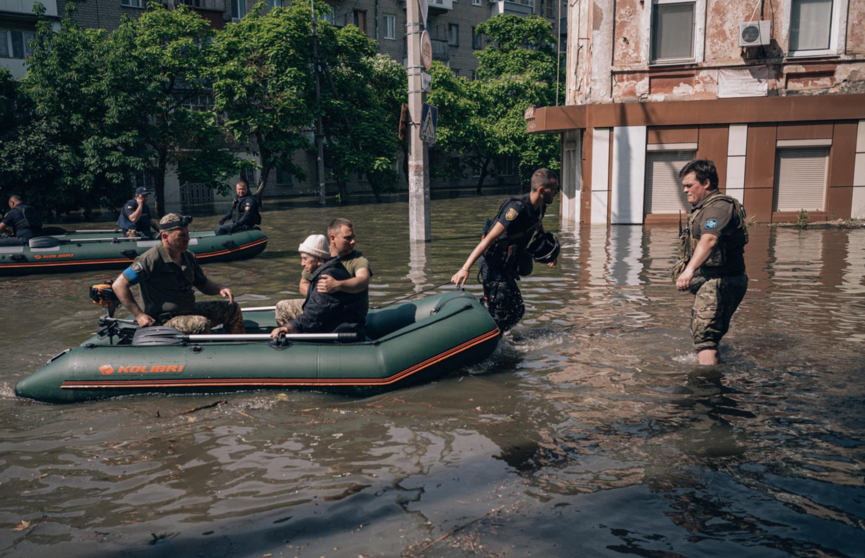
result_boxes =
[421,103,437,145]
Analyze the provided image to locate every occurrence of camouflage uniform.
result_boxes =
[275,298,304,327]
[673,191,749,352]
[121,241,245,334]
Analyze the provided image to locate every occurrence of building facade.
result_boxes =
[529,0,865,225]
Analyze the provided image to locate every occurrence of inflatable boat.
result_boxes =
[15,290,501,403]
[0,228,268,276]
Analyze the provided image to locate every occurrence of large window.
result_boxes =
[354,11,367,34]
[448,24,459,47]
[774,148,829,211]
[789,0,833,53]
[231,0,246,21]
[383,14,396,40]
[268,0,283,7]
[472,27,482,50]
[651,0,695,63]
[644,150,696,215]
[472,0,481,5]
[0,30,36,59]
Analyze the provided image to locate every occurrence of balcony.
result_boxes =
[431,38,449,61]
[0,0,58,18]
[489,0,533,18]
[428,0,454,13]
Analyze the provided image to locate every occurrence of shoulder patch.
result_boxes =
[505,208,518,221]
[126,204,135,211]
[705,218,719,230]
[132,262,143,273]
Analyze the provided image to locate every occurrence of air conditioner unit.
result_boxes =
[738,21,771,47]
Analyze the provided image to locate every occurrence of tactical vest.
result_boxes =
[10,204,43,238]
[483,196,543,274]
[671,194,748,281]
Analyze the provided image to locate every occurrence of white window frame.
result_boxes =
[784,0,848,58]
[0,29,36,60]
[121,0,143,7]
[472,0,481,5]
[231,0,247,22]
[448,23,459,47]
[383,14,396,40]
[643,0,706,66]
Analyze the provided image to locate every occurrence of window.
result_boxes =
[448,24,459,47]
[498,156,516,177]
[644,151,696,215]
[268,0,283,7]
[276,167,293,188]
[789,0,834,53]
[384,14,396,40]
[472,27,482,50]
[651,0,695,62]
[240,168,257,187]
[773,148,829,211]
[470,70,476,81]
[543,0,554,17]
[472,0,481,5]
[452,68,460,77]
[354,11,367,34]
[121,0,143,7]
[0,30,36,60]
[231,0,246,20]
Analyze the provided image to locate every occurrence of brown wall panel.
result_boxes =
[647,126,699,144]
[776,122,834,140]
[744,188,775,222]
[745,124,777,189]
[829,121,858,187]
[827,188,853,219]
[696,125,729,192]
[580,131,593,224]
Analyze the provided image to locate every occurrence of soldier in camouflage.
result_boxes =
[673,160,749,365]
[112,213,246,335]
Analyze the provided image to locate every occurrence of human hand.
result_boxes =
[135,313,157,328]
[316,275,340,294]
[676,269,694,292]
[451,268,469,287]
[135,195,145,206]
[219,287,234,304]
[270,326,287,340]
[547,259,557,268]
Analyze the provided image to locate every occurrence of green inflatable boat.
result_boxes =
[0,228,268,276]
[15,291,501,403]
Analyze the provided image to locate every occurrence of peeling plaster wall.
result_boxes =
[589,0,615,103]
[846,0,865,54]
[612,0,642,66]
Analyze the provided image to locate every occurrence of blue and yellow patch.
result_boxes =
[705,218,719,230]
[123,262,143,285]
[505,208,518,221]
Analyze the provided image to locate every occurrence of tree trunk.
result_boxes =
[155,149,168,217]
[367,173,383,203]
[253,140,270,203]
[336,178,349,204]
[476,158,489,195]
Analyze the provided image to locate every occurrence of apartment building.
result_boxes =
[528,0,865,225]
[0,0,61,79]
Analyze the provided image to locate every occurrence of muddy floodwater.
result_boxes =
[1,196,864,557]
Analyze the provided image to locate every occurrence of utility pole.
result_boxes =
[311,1,326,206]
[406,0,431,242]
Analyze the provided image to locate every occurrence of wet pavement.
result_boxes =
[1,197,864,557]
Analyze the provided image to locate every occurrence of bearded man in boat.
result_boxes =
[270,233,366,339]
[112,213,246,334]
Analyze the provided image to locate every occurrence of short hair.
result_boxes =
[679,159,719,190]
[328,218,354,237]
[530,168,558,192]
[8,195,22,204]
[236,180,249,188]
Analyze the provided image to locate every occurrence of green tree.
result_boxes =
[428,15,560,193]
[106,2,239,215]
[210,1,316,200]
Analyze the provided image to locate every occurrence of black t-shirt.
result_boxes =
[690,193,746,276]
[1,204,43,240]
[495,194,545,245]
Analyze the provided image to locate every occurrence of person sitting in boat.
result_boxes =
[112,213,246,335]
[274,217,372,326]
[117,186,160,239]
[214,180,261,236]
[270,233,366,339]
[0,195,44,246]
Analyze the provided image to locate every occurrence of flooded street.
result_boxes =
[1,197,864,557]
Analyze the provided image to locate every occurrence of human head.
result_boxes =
[530,168,559,204]
[8,195,22,209]
[679,159,719,206]
[158,213,192,252]
[299,234,328,274]
[235,181,249,198]
[327,217,355,257]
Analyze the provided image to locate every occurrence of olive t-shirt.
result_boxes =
[690,193,746,276]
[130,244,208,317]
[302,250,372,313]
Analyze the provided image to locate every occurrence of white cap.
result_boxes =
[298,234,329,259]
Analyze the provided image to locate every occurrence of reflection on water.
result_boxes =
[1,198,864,557]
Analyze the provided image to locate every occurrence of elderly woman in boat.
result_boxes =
[270,234,366,340]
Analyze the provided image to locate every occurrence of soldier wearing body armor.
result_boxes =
[451,168,560,332]
[0,195,44,246]
[214,181,261,236]
[117,186,160,239]
[673,160,749,365]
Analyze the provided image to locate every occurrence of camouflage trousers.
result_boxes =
[275,299,305,327]
[163,301,246,335]
[690,275,748,352]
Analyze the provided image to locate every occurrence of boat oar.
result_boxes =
[132,326,361,346]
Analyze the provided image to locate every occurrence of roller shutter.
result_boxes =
[644,150,695,215]
[773,148,828,212]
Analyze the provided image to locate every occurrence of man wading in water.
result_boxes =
[673,159,749,365]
